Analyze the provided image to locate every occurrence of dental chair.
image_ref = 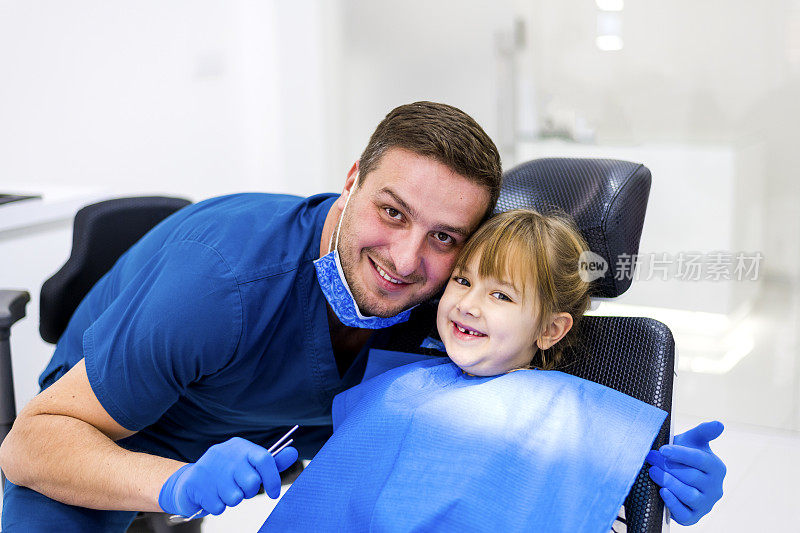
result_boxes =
[0,157,672,533]
[371,158,673,533]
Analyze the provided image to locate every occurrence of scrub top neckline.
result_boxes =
[305,195,375,405]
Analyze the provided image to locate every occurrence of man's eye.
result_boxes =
[433,232,454,245]
[453,276,470,287]
[384,207,403,221]
[491,291,512,302]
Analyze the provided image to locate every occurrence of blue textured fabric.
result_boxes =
[37,193,361,461]
[420,336,446,352]
[313,250,413,329]
[9,193,373,529]
[261,358,667,533]
[362,348,440,381]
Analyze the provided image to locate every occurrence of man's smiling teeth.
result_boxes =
[456,323,486,337]
[375,262,402,284]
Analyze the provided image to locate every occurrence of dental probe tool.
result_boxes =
[267,424,299,454]
[271,438,294,457]
[168,425,301,524]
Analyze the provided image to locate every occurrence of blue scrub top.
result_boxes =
[38,192,370,461]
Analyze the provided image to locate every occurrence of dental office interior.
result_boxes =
[1,0,798,531]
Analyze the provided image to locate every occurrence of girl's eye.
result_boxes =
[384,207,403,221]
[433,232,454,245]
[453,276,470,287]
[491,291,512,302]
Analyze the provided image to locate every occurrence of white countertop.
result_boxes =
[0,183,116,235]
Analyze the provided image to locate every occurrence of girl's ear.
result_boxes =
[538,313,574,350]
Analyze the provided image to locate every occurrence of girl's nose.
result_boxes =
[456,291,481,318]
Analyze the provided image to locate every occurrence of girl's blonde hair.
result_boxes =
[452,208,592,370]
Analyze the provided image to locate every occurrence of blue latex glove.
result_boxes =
[158,437,299,518]
[645,421,726,526]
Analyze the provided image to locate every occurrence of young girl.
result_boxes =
[436,207,591,377]
[260,209,667,532]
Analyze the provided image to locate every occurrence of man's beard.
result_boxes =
[335,218,435,319]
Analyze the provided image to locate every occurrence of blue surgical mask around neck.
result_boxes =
[314,173,414,329]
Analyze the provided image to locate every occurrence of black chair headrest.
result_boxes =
[494,158,651,298]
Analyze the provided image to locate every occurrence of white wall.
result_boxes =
[0,0,342,419]
[3,1,795,271]
[0,1,343,202]
[521,0,800,280]
[0,0,525,203]
[523,0,787,143]
[271,1,345,196]
[335,0,518,179]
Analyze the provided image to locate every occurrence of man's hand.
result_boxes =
[158,437,299,518]
[645,420,726,526]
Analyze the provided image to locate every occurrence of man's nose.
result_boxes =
[390,231,425,279]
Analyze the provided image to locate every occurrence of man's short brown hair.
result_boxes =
[359,101,502,217]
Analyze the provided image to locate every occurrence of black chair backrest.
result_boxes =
[374,157,672,533]
[496,158,652,298]
[39,196,191,344]
[568,316,673,533]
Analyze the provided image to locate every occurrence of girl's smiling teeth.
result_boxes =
[452,320,487,337]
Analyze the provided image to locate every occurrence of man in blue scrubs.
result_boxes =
[0,102,725,530]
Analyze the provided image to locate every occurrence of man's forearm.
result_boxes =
[0,413,185,512]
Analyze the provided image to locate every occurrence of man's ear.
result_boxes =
[336,161,360,209]
[537,312,574,350]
